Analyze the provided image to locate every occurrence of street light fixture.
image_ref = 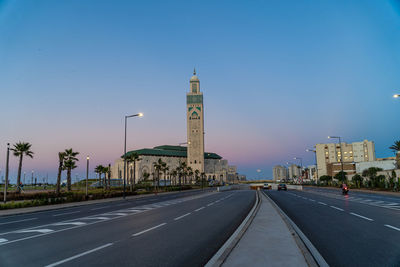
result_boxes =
[306,149,318,182]
[123,112,143,199]
[328,136,345,183]
[393,94,400,98]
[86,156,89,198]
[293,157,303,179]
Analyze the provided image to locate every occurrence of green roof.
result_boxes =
[123,145,222,159]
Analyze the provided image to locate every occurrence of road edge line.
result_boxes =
[205,190,260,267]
[262,191,329,267]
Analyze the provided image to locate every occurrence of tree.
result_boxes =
[143,172,150,182]
[194,169,200,184]
[126,152,141,191]
[11,142,34,193]
[362,167,383,188]
[171,170,177,186]
[64,159,78,191]
[334,171,347,183]
[102,166,109,190]
[319,175,332,185]
[56,152,66,195]
[351,174,363,188]
[63,149,79,191]
[153,158,166,189]
[389,140,400,153]
[94,165,104,187]
[201,172,206,189]
[187,167,193,185]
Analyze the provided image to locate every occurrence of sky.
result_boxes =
[1,0,400,182]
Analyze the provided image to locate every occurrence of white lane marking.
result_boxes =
[52,222,87,226]
[330,206,344,211]
[207,203,214,206]
[53,211,81,217]
[195,207,205,212]
[309,199,316,202]
[349,212,373,221]
[317,202,327,206]
[91,206,109,211]
[102,213,127,216]
[132,223,167,237]
[174,213,191,221]
[17,229,54,234]
[0,238,8,243]
[384,224,400,232]
[82,217,110,220]
[45,243,113,267]
[0,218,37,226]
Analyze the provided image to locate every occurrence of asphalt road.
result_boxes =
[0,189,255,267]
[265,187,400,267]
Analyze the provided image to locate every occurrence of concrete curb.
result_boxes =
[262,191,329,267]
[205,190,260,267]
[0,188,214,217]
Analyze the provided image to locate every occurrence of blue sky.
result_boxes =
[1,0,400,182]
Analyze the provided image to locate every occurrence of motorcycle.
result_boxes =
[342,186,349,195]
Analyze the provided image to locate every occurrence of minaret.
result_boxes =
[187,69,205,172]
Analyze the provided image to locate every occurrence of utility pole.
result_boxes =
[4,143,10,203]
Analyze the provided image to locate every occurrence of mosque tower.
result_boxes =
[186,69,205,172]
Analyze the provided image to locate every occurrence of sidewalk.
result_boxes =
[222,191,309,267]
[0,188,213,217]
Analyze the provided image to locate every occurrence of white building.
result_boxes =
[316,139,376,178]
[288,164,301,179]
[356,160,396,174]
[273,165,288,181]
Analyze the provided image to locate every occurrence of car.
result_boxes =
[263,183,272,189]
[278,183,287,191]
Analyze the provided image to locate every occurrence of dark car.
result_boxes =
[278,183,287,191]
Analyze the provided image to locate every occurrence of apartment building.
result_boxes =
[273,165,289,181]
[316,140,376,178]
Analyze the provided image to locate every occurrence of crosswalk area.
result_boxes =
[299,189,400,211]
[0,192,215,246]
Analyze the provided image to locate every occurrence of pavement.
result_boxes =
[0,188,255,266]
[266,187,400,266]
[222,190,309,267]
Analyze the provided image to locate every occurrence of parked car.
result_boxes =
[278,183,287,191]
[263,183,272,189]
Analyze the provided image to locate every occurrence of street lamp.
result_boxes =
[306,149,318,182]
[123,112,143,199]
[393,94,400,98]
[4,143,10,203]
[86,156,89,198]
[328,136,345,183]
[293,157,303,181]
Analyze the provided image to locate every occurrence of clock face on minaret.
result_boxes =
[186,69,205,173]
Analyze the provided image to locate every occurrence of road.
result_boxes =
[0,189,255,267]
[265,187,400,266]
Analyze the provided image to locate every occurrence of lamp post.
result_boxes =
[306,149,318,182]
[123,112,143,199]
[293,157,303,180]
[393,94,400,98]
[4,143,10,203]
[328,136,345,183]
[31,170,34,187]
[86,156,89,198]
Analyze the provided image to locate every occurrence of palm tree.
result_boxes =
[64,159,78,191]
[126,152,141,191]
[163,166,169,186]
[102,166,109,189]
[194,169,200,184]
[171,170,178,186]
[153,158,166,189]
[56,152,66,195]
[389,140,400,153]
[201,172,206,189]
[11,142,34,193]
[94,165,104,187]
[188,167,193,185]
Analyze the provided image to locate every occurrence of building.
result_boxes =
[288,164,301,179]
[326,162,356,177]
[356,160,397,174]
[316,140,376,178]
[187,69,205,173]
[273,165,288,181]
[112,71,239,184]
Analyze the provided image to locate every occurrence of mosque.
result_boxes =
[111,70,244,184]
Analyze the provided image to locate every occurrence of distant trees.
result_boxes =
[334,171,347,183]
[362,167,384,188]
[56,152,66,195]
[351,174,363,188]
[11,142,34,193]
[319,175,332,185]
[63,149,79,191]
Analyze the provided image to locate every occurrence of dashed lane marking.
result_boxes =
[349,212,373,221]
[318,202,327,205]
[17,229,54,234]
[207,203,214,206]
[195,207,205,212]
[45,243,113,267]
[0,238,8,243]
[52,222,87,226]
[53,211,81,217]
[174,213,191,221]
[0,218,37,225]
[309,199,316,202]
[384,224,400,232]
[330,206,344,211]
[91,206,109,211]
[132,223,167,237]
